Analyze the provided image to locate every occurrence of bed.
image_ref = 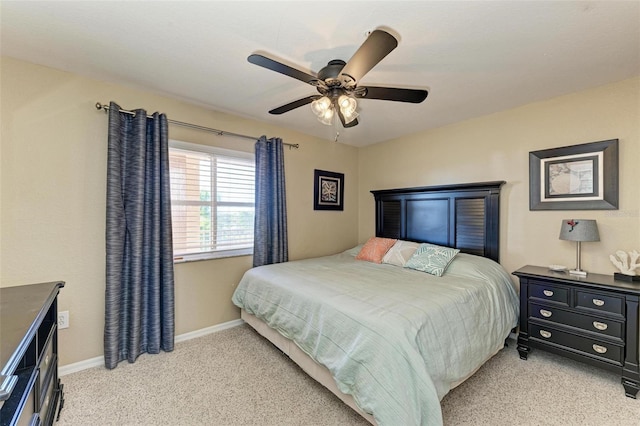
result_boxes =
[232,181,519,426]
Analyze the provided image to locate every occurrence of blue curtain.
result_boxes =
[253,136,288,267]
[104,102,175,369]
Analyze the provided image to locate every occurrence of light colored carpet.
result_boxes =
[58,324,639,426]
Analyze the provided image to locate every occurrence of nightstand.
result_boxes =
[513,265,640,398]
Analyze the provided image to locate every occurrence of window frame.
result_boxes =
[168,139,255,263]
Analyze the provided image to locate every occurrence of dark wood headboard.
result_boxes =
[371,181,505,263]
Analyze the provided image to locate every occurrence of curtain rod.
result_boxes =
[95,102,299,149]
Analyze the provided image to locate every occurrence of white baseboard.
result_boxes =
[174,318,244,343]
[59,318,245,376]
[59,354,104,376]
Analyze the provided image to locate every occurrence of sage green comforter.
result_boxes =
[232,249,519,425]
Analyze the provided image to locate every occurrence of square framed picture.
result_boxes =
[529,139,618,210]
[314,169,344,211]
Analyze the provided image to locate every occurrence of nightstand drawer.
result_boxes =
[529,323,623,364]
[529,282,569,305]
[575,290,624,316]
[529,302,624,339]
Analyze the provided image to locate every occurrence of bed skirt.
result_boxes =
[241,309,377,425]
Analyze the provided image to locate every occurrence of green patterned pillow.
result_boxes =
[404,243,460,276]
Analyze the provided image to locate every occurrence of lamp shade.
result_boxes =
[559,219,600,242]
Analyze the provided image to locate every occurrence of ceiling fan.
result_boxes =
[248,29,428,128]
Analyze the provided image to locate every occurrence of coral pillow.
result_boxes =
[355,237,398,264]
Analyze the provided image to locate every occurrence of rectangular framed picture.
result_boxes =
[314,169,344,211]
[529,139,618,210]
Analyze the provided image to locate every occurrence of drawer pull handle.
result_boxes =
[593,321,608,331]
[592,298,605,307]
[592,344,608,354]
[539,330,552,338]
[543,290,554,297]
[540,309,553,318]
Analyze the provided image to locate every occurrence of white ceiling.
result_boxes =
[1,1,639,147]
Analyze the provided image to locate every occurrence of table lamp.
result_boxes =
[559,219,600,276]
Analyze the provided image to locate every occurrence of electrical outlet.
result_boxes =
[58,311,69,329]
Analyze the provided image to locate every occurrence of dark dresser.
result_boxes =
[0,282,65,425]
[513,266,639,398]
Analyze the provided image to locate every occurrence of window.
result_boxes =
[169,140,255,262]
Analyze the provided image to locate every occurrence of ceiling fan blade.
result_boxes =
[248,54,317,85]
[340,30,398,85]
[357,86,428,103]
[269,95,319,115]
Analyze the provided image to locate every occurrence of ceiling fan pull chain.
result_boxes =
[334,131,340,143]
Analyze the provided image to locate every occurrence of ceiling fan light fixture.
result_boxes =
[338,94,357,112]
[311,96,331,117]
[337,94,358,124]
[341,107,359,124]
[318,107,334,125]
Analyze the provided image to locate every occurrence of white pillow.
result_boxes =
[382,240,420,266]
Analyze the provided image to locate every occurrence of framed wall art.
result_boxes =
[313,169,344,211]
[529,139,618,210]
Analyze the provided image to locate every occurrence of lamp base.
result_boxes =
[569,269,588,277]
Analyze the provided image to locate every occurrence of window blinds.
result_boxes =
[169,145,255,257]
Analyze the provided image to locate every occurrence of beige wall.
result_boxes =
[2,56,638,368]
[358,77,640,278]
[0,57,359,365]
